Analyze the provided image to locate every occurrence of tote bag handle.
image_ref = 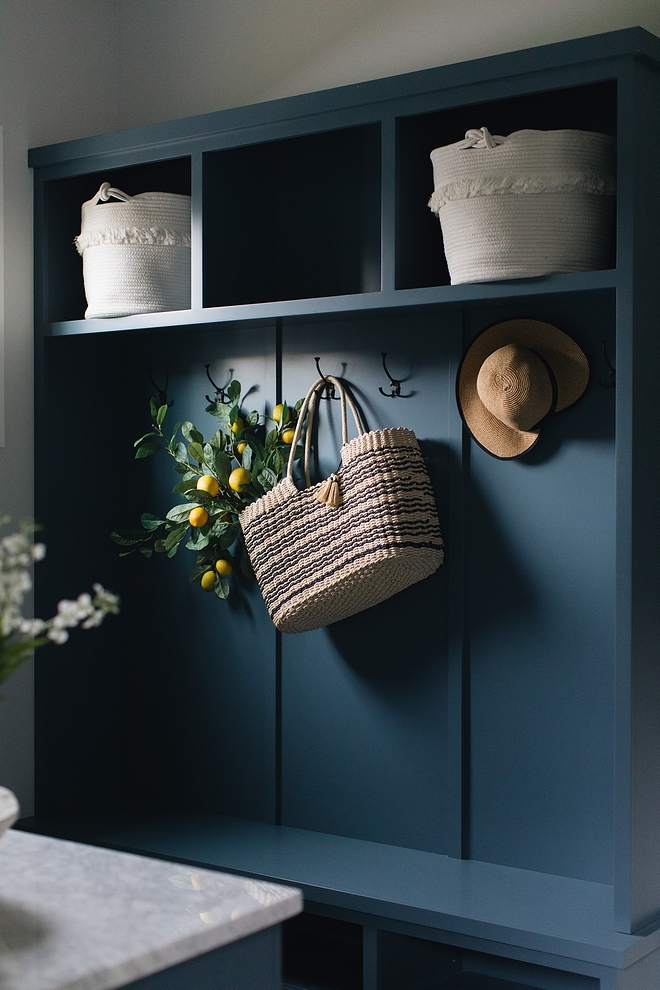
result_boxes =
[286,376,365,488]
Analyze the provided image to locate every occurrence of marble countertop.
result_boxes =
[0,829,302,990]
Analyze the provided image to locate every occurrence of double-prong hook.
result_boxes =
[205,364,233,404]
[378,353,413,398]
[314,357,341,400]
[148,369,172,407]
[597,340,616,388]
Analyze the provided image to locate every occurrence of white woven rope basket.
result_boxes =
[428,127,616,285]
[75,182,191,318]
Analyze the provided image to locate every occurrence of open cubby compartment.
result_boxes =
[379,930,600,990]
[42,156,191,324]
[396,79,618,290]
[202,123,381,307]
[282,912,363,990]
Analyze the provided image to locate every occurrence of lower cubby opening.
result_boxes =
[282,912,363,990]
[280,912,601,990]
[379,932,599,990]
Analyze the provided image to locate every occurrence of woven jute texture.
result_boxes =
[428,127,616,285]
[76,183,191,318]
[239,377,443,634]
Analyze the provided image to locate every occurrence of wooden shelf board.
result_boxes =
[15,810,660,971]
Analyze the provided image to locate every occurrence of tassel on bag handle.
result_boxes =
[285,376,365,507]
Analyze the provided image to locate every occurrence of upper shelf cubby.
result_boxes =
[396,80,618,290]
[202,123,381,307]
[41,157,191,324]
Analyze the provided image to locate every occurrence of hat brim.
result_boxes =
[457,319,590,459]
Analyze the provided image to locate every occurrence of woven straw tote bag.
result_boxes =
[75,182,191,318]
[428,127,616,285]
[239,376,444,634]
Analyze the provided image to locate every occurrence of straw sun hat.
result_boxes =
[457,319,590,459]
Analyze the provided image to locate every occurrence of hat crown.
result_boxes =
[476,343,554,432]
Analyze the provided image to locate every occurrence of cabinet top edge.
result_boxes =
[28,26,659,170]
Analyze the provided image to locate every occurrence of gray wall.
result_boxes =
[1,0,659,815]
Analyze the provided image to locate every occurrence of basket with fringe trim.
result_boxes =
[428,127,616,285]
[75,182,191,318]
[239,376,444,634]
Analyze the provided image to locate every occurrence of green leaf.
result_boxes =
[273,449,286,475]
[214,577,230,600]
[167,544,180,558]
[246,410,259,426]
[242,445,253,471]
[154,539,168,553]
[164,523,188,550]
[265,429,279,448]
[135,441,163,459]
[213,450,232,485]
[229,404,239,426]
[173,462,189,475]
[227,380,241,404]
[206,401,230,423]
[184,489,213,508]
[138,546,153,558]
[166,503,196,523]
[188,441,204,463]
[134,431,159,447]
[210,429,228,449]
[172,478,198,494]
[203,443,217,470]
[219,525,239,550]
[186,528,210,551]
[150,397,158,420]
[294,398,305,413]
[244,432,265,457]
[156,403,168,427]
[181,421,205,445]
[173,442,188,463]
[209,518,230,538]
[111,529,152,546]
[140,512,165,531]
[119,550,135,558]
[189,564,210,583]
[257,467,277,491]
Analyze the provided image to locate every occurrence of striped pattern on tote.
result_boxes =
[239,427,443,634]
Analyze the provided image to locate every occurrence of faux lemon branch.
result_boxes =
[111,381,303,600]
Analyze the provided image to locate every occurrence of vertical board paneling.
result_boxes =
[279,314,463,854]
[36,326,278,822]
[465,296,616,883]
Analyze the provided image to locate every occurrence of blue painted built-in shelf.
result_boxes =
[29,26,660,990]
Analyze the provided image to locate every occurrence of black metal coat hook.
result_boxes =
[597,340,616,388]
[205,364,234,404]
[378,353,413,398]
[148,369,172,407]
[314,357,341,400]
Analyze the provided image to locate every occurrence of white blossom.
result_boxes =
[47,627,69,645]
[1,517,119,681]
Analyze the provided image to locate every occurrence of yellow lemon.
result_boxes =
[215,559,233,577]
[281,428,295,445]
[236,441,247,455]
[200,570,216,592]
[196,474,219,497]
[231,417,245,435]
[228,467,251,492]
[189,506,209,528]
[272,404,290,424]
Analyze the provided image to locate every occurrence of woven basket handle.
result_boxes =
[85,181,133,206]
[286,375,364,488]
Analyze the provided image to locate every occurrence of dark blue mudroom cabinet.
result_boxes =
[24,27,660,990]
